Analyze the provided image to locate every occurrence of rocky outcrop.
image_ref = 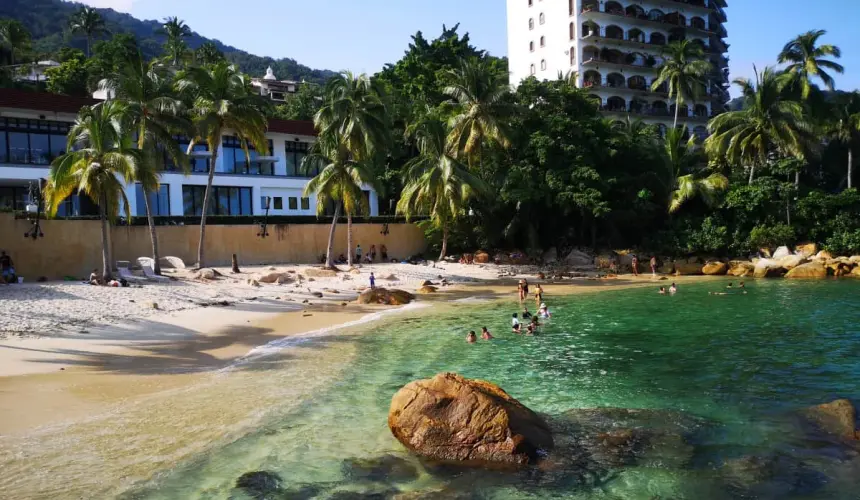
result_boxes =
[257,272,292,284]
[772,246,791,259]
[813,250,833,261]
[388,373,553,466]
[702,261,728,276]
[417,285,437,294]
[357,288,415,305]
[776,254,806,270]
[565,250,594,267]
[474,251,490,264]
[542,247,558,264]
[785,262,827,279]
[194,268,218,280]
[799,399,859,440]
[728,261,755,277]
[795,243,818,258]
[674,262,704,275]
[753,259,787,278]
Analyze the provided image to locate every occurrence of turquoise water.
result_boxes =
[131,280,860,499]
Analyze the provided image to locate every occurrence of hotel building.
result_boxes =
[0,86,380,218]
[506,0,730,138]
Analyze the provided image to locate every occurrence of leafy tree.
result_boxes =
[175,62,269,268]
[706,66,814,184]
[159,16,191,67]
[195,42,224,66]
[44,50,89,95]
[398,117,487,260]
[826,91,860,190]
[45,101,139,281]
[662,127,728,213]
[0,18,31,65]
[778,29,843,99]
[651,40,713,128]
[99,51,187,275]
[272,83,323,121]
[67,6,106,57]
[313,71,388,266]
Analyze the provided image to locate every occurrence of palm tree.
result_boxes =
[778,29,843,99]
[0,19,31,65]
[45,101,140,282]
[68,7,107,57]
[195,42,224,66]
[159,17,192,67]
[706,66,813,185]
[302,132,379,269]
[651,40,713,128]
[398,117,487,260]
[444,58,513,166]
[99,51,187,275]
[662,127,728,213]
[313,71,388,267]
[827,91,860,190]
[175,62,269,269]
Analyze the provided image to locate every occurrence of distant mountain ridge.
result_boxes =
[0,0,337,84]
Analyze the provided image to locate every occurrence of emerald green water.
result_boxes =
[131,280,860,499]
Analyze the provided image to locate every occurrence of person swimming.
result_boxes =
[512,313,521,333]
[659,286,667,294]
[538,303,551,319]
[727,282,734,289]
[522,308,533,320]
[466,331,477,343]
[481,327,494,340]
[669,283,678,294]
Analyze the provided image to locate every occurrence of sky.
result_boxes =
[75,0,860,96]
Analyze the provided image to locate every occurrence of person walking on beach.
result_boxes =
[534,283,544,309]
[369,272,376,289]
[650,256,657,277]
[631,255,639,276]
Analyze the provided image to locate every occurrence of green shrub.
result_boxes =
[748,223,796,250]
[824,229,860,256]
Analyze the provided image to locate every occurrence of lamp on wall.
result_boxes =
[24,180,45,240]
[257,196,271,238]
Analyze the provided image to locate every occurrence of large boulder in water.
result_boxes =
[799,399,860,440]
[388,373,553,466]
[795,243,818,259]
[785,262,827,279]
[753,259,786,278]
[702,261,728,276]
[777,254,806,270]
[357,288,415,305]
[674,262,704,276]
[772,246,792,259]
[728,261,755,277]
[235,471,284,498]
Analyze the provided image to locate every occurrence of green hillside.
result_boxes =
[0,0,336,83]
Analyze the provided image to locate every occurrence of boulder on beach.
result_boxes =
[417,285,437,294]
[850,256,860,265]
[785,262,827,279]
[776,254,806,270]
[542,247,558,264]
[814,250,833,261]
[772,246,791,259]
[159,256,186,269]
[420,280,435,287]
[674,262,703,276]
[257,272,292,284]
[850,266,860,278]
[357,288,415,305]
[795,243,818,259]
[728,261,755,277]
[194,268,218,280]
[474,251,490,264]
[799,399,860,440]
[702,261,728,276]
[304,268,339,278]
[388,373,553,466]
[753,259,786,278]
[565,249,594,267]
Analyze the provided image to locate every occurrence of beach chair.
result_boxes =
[141,263,170,282]
[116,261,146,283]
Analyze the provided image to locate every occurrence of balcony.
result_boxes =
[581,57,659,72]
[580,6,709,32]
[580,33,668,53]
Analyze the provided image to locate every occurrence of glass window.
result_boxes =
[183,185,252,215]
[301,197,310,210]
[0,132,6,163]
[217,188,230,215]
[228,187,240,215]
[273,197,283,210]
[285,141,312,177]
[8,132,28,163]
[240,188,252,215]
[50,134,66,161]
[222,137,274,175]
[30,134,50,165]
[135,184,170,216]
[183,186,198,215]
[288,197,298,210]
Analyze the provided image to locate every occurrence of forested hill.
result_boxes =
[0,0,337,83]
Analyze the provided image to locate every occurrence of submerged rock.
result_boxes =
[388,373,553,466]
[720,454,828,497]
[235,470,284,499]
[342,454,420,482]
[799,399,860,440]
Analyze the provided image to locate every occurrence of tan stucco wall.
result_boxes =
[0,214,427,280]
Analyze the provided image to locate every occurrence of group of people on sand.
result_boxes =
[333,244,389,265]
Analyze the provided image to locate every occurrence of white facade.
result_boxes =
[0,97,379,218]
[506,0,729,133]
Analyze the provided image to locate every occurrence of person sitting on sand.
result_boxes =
[88,268,100,286]
[0,251,16,284]
[481,327,494,340]
[539,303,551,319]
[669,283,678,294]
[512,313,521,333]
[466,331,477,343]
[659,286,667,294]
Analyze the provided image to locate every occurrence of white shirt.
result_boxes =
[512,318,520,327]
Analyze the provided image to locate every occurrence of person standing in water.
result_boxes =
[669,283,678,294]
[481,327,494,340]
[534,283,544,309]
[466,331,477,343]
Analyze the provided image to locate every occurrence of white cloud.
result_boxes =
[69,0,136,13]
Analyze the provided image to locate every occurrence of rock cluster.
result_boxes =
[356,288,415,305]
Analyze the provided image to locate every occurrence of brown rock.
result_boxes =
[417,285,437,294]
[702,261,728,276]
[850,266,860,278]
[258,272,292,284]
[420,280,435,287]
[674,262,704,276]
[814,250,833,261]
[785,262,827,279]
[474,251,490,264]
[795,243,818,258]
[799,399,859,440]
[759,248,773,258]
[357,288,415,305]
[388,373,553,466]
[776,254,806,270]
[753,260,786,278]
[728,261,755,277]
[304,268,338,278]
[537,272,546,280]
[194,268,217,280]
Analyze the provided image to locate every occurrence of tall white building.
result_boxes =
[506,0,729,138]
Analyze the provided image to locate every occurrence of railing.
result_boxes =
[582,58,659,71]
[580,5,716,34]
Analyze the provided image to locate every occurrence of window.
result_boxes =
[134,184,170,216]
[540,59,547,71]
[539,13,545,24]
[288,197,298,210]
[222,136,275,175]
[540,36,545,47]
[529,41,535,52]
[529,18,534,30]
[0,186,28,211]
[182,185,253,215]
[273,197,283,210]
[0,118,71,165]
[569,22,575,40]
[530,64,536,75]
[164,135,209,173]
[55,191,98,217]
[285,140,313,177]
[301,197,310,210]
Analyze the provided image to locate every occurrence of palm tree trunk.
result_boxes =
[347,211,353,267]
[325,204,340,269]
[848,148,854,190]
[142,191,161,275]
[86,35,91,58]
[673,94,680,129]
[438,225,448,261]
[748,164,756,185]
[196,148,219,269]
[99,193,111,282]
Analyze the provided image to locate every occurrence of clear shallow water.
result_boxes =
[127,280,860,499]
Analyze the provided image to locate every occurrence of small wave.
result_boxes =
[452,296,494,303]
[222,302,431,371]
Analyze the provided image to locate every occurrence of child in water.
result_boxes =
[538,303,551,319]
[669,283,678,294]
[659,286,667,294]
[466,331,477,343]
[481,327,494,340]
[512,313,522,334]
